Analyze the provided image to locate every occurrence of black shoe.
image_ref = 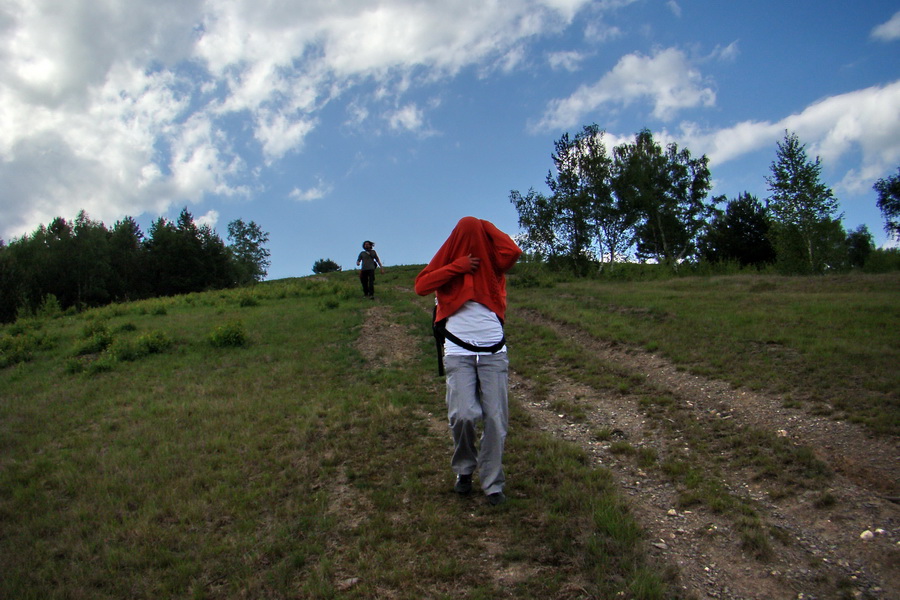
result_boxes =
[487,492,506,506]
[454,474,473,494]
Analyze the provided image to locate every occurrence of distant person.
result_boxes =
[356,240,384,299]
[414,217,522,506]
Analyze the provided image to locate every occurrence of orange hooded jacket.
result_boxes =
[414,217,522,323]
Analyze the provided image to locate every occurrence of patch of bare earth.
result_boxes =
[354,304,899,599]
[354,304,418,365]
[514,309,899,600]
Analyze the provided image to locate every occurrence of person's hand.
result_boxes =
[466,254,481,273]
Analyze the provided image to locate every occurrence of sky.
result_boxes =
[2,0,899,279]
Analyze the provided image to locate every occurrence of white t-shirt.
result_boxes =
[443,301,506,356]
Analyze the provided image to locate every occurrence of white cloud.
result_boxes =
[548,50,586,71]
[667,1,682,18]
[0,0,596,240]
[871,11,900,41]
[386,102,439,137]
[709,41,739,62]
[678,80,900,194]
[344,102,370,128]
[290,179,333,203]
[387,104,424,132]
[255,110,317,161]
[535,47,716,130]
[196,209,219,229]
[584,21,623,43]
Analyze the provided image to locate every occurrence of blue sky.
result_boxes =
[2,1,899,278]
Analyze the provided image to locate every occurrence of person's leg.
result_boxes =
[474,353,509,496]
[361,270,375,297]
[444,355,480,479]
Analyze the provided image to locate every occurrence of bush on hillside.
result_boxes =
[312,258,342,274]
[208,321,247,348]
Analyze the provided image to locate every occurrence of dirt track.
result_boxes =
[361,302,899,599]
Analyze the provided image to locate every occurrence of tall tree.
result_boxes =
[545,128,596,273]
[575,125,636,269]
[699,193,776,268]
[145,216,187,296]
[508,188,559,260]
[874,167,900,241]
[846,224,875,269]
[765,131,842,273]
[41,217,77,309]
[109,216,149,301]
[510,125,638,272]
[72,210,112,308]
[0,241,19,323]
[227,218,271,284]
[199,223,236,289]
[613,129,712,266]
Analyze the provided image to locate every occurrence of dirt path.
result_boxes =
[361,303,900,599]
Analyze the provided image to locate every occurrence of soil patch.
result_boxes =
[356,304,900,599]
[355,304,418,366]
[514,309,899,600]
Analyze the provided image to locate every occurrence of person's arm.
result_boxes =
[482,221,522,273]
[375,251,384,273]
[414,255,479,296]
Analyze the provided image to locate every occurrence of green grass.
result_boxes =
[506,268,895,561]
[511,270,900,435]
[2,266,896,598]
[0,268,677,599]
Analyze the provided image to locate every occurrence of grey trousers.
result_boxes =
[444,353,509,495]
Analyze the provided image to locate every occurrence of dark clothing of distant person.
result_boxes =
[357,241,383,298]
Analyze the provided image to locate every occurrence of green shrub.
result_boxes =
[90,352,116,373]
[864,247,900,273]
[509,264,557,289]
[73,328,112,356]
[138,331,172,354]
[64,357,86,374]
[312,258,342,274]
[208,321,247,348]
[81,320,110,339]
[36,294,63,319]
[108,338,144,362]
[239,294,260,307]
[0,333,36,367]
[90,330,172,363]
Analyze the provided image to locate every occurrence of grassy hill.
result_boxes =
[1,267,897,598]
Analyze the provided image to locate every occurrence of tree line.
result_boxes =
[0,208,270,324]
[510,125,900,275]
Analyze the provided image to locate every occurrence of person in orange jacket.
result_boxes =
[415,217,522,505]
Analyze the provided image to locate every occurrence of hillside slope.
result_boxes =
[1,267,897,599]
